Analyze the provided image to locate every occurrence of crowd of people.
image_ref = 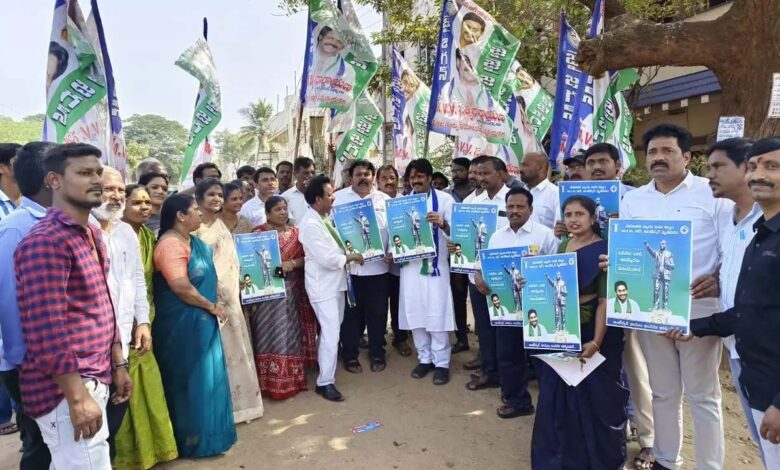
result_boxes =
[0,121,778,469]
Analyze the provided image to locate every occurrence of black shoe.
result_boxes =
[315,384,345,402]
[497,404,534,419]
[433,367,450,385]
[651,463,671,470]
[411,363,435,379]
[451,341,470,354]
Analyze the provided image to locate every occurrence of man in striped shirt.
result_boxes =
[0,143,22,220]
[14,143,131,469]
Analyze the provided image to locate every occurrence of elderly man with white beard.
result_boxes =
[90,166,151,460]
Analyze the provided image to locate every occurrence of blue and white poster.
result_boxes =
[391,48,431,177]
[522,253,581,351]
[235,231,286,305]
[549,12,583,170]
[606,219,693,333]
[332,198,384,263]
[559,180,620,237]
[479,246,529,327]
[450,203,498,273]
[386,194,436,262]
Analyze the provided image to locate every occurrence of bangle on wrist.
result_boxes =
[590,341,600,351]
[112,360,129,371]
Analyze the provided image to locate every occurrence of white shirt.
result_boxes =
[333,187,390,277]
[298,207,348,303]
[528,178,559,229]
[621,171,734,319]
[613,298,641,314]
[0,189,18,220]
[100,219,150,359]
[239,196,266,228]
[718,202,762,358]
[467,185,510,284]
[487,219,559,256]
[282,186,309,225]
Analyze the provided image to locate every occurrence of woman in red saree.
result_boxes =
[246,196,318,399]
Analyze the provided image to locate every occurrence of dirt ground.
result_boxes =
[0,334,763,470]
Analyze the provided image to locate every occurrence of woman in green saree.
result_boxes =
[114,185,178,469]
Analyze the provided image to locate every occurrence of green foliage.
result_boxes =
[688,152,708,177]
[238,99,274,159]
[0,115,43,144]
[621,165,650,187]
[123,114,188,184]
[213,129,253,172]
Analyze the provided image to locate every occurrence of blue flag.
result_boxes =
[549,13,584,170]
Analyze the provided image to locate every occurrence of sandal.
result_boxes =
[634,447,655,469]
[343,359,363,374]
[370,358,386,372]
[0,422,18,435]
[393,341,412,357]
[465,375,500,391]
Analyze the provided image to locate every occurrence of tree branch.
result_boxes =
[573,0,625,18]
[576,14,730,77]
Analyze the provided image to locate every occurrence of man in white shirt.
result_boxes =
[609,281,641,315]
[299,175,363,402]
[91,167,151,459]
[620,124,732,470]
[334,161,392,373]
[239,167,278,227]
[519,151,559,229]
[282,157,316,225]
[0,143,22,220]
[475,186,558,419]
[705,137,765,461]
[526,310,547,338]
[376,165,412,356]
[398,159,455,386]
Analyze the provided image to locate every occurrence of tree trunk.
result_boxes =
[576,0,780,138]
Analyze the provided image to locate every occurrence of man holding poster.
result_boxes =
[334,161,392,373]
[397,159,455,386]
[616,124,732,470]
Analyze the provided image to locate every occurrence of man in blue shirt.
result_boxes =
[0,141,54,469]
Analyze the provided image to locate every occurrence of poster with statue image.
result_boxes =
[606,219,692,333]
[479,246,529,327]
[332,198,384,263]
[558,181,620,238]
[386,194,436,262]
[449,203,498,273]
[235,231,286,304]
[521,253,581,351]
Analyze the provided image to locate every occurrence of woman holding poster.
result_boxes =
[531,195,628,470]
[193,179,265,423]
[246,197,318,399]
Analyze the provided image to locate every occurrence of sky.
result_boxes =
[0,0,381,131]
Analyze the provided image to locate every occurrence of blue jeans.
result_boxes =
[730,356,765,464]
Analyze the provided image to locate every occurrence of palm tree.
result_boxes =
[238,99,274,165]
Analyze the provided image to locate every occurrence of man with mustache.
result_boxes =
[334,161,392,373]
[398,159,455,386]
[376,165,412,357]
[562,150,587,181]
[0,142,54,468]
[282,157,316,226]
[520,152,559,229]
[619,123,732,470]
[667,137,780,468]
[475,186,558,419]
[702,137,764,462]
[275,161,293,194]
[91,166,151,460]
[14,143,131,467]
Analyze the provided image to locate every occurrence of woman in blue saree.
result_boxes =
[152,194,237,458]
[531,195,629,470]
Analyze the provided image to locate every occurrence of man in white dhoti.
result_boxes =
[396,159,455,385]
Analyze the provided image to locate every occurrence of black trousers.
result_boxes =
[496,326,532,409]
[388,273,408,344]
[106,383,129,460]
[0,369,51,470]
[341,273,390,362]
[450,273,469,343]
[469,284,499,383]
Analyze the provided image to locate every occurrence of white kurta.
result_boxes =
[399,189,455,332]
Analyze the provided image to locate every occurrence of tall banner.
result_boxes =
[391,48,431,177]
[329,93,383,187]
[87,0,127,178]
[549,13,583,170]
[43,0,108,156]
[594,69,639,170]
[300,0,378,112]
[175,37,222,187]
[503,61,554,143]
[427,0,518,144]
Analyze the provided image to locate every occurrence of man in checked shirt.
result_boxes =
[14,143,131,469]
